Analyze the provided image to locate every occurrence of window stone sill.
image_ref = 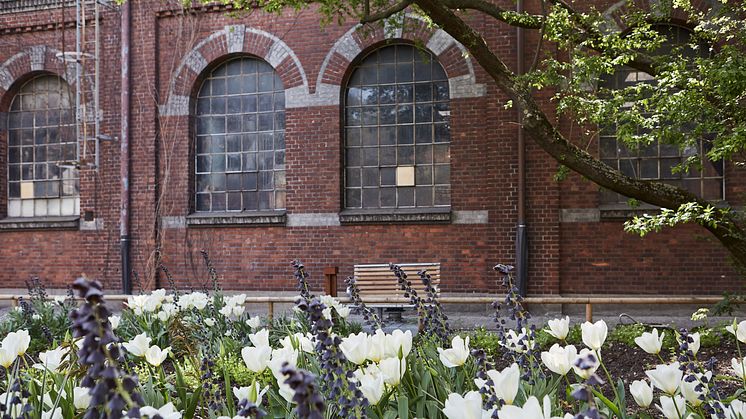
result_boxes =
[186,211,286,227]
[339,208,451,224]
[599,201,729,220]
[0,216,80,231]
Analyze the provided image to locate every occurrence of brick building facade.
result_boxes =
[0,0,742,295]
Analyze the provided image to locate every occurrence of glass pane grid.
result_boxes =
[7,75,78,218]
[195,57,286,212]
[344,45,451,209]
[599,26,723,203]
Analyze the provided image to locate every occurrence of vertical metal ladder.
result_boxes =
[75,0,101,169]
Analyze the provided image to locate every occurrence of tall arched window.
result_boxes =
[7,75,78,217]
[194,57,286,212]
[344,44,451,209]
[599,25,723,203]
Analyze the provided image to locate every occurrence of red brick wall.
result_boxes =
[0,0,741,295]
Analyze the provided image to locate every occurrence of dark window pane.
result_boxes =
[211,193,226,211]
[380,127,396,146]
[362,127,378,146]
[227,192,242,210]
[347,168,361,187]
[362,167,378,186]
[196,193,210,211]
[398,187,414,206]
[346,189,361,208]
[433,165,450,184]
[362,188,379,207]
[380,147,397,166]
[380,187,396,207]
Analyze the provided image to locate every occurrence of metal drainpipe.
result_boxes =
[120,0,132,294]
[515,0,529,296]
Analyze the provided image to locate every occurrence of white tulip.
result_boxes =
[2,329,31,357]
[379,357,406,386]
[280,333,314,353]
[144,345,171,367]
[489,363,520,405]
[656,395,686,419]
[219,305,234,318]
[581,320,607,350]
[438,335,470,368]
[546,316,570,340]
[269,347,298,381]
[35,347,68,373]
[681,372,711,406]
[0,347,16,369]
[145,289,167,312]
[204,318,216,327]
[497,395,563,419]
[385,329,412,359]
[572,348,599,379]
[322,307,333,320]
[278,382,295,403]
[629,380,653,408]
[357,371,385,405]
[190,292,209,310]
[123,333,151,357]
[732,357,746,380]
[442,391,492,419]
[340,332,370,365]
[126,295,148,315]
[73,387,92,410]
[246,317,261,329]
[726,400,746,419]
[541,344,577,376]
[336,305,351,318]
[249,329,270,348]
[41,408,62,419]
[726,320,746,343]
[645,362,683,395]
[140,402,182,419]
[635,328,665,355]
[241,345,272,373]
[109,315,121,330]
[367,329,387,362]
[232,305,246,318]
[233,382,268,404]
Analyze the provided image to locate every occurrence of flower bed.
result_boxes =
[0,263,745,418]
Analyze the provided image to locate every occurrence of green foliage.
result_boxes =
[624,202,726,237]
[0,298,74,354]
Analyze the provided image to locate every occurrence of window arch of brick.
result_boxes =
[598,25,724,203]
[193,56,286,212]
[343,44,451,209]
[6,74,79,217]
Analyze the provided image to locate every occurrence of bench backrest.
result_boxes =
[353,263,441,303]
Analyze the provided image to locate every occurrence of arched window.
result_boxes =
[7,75,78,217]
[599,25,723,203]
[344,44,450,209]
[194,57,286,212]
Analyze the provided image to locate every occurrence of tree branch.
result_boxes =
[440,0,544,29]
[360,0,413,23]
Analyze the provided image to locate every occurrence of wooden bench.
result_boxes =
[352,263,441,319]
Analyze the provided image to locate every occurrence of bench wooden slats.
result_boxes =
[353,263,441,306]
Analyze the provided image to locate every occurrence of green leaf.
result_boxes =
[592,388,622,418]
[398,394,409,419]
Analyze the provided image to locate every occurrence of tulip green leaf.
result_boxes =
[398,394,409,419]
[592,388,622,418]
